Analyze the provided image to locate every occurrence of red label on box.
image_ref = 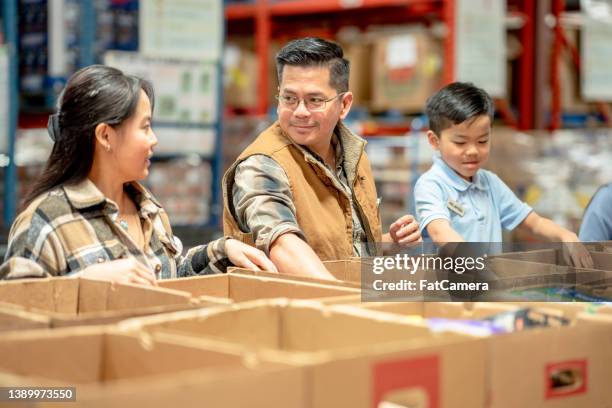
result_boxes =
[372,354,440,408]
[545,359,588,399]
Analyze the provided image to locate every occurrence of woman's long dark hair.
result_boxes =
[24,65,154,207]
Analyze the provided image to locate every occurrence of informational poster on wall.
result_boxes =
[0,46,8,153]
[581,0,612,100]
[454,0,507,98]
[139,0,222,61]
[104,51,218,126]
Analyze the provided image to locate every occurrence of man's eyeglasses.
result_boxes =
[276,92,346,112]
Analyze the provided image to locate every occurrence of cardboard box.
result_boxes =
[0,277,222,329]
[333,301,612,408]
[0,327,306,408]
[224,41,259,109]
[0,303,51,332]
[370,26,443,113]
[121,299,487,408]
[228,266,362,289]
[339,38,372,108]
[157,273,360,303]
[486,250,612,299]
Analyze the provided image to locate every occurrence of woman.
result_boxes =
[1,65,276,285]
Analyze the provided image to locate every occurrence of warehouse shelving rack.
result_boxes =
[549,0,612,130]
[2,1,225,230]
[225,0,537,131]
[2,0,18,227]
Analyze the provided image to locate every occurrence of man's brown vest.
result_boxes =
[222,121,382,261]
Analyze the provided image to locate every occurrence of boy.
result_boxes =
[414,82,592,268]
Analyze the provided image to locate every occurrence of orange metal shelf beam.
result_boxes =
[226,0,441,19]
[226,0,534,130]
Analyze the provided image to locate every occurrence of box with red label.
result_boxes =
[120,298,487,408]
[334,301,612,407]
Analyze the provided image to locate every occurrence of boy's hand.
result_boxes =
[387,214,422,245]
[560,234,594,269]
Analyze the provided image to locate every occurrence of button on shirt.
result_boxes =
[414,154,532,242]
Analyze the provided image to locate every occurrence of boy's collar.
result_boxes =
[432,153,488,192]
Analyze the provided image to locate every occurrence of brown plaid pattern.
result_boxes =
[1,179,228,280]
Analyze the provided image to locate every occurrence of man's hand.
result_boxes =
[385,214,422,245]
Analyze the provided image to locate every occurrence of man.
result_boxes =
[223,37,421,279]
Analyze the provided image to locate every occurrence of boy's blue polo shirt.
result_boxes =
[414,154,532,242]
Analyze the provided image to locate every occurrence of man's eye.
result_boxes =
[309,98,325,104]
[282,96,296,103]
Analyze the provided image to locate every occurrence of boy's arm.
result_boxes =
[414,176,463,244]
[517,212,594,268]
[426,219,465,244]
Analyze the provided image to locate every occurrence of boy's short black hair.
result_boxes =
[276,37,350,93]
[425,82,494,136]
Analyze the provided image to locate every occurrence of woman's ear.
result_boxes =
[94,123,112,152]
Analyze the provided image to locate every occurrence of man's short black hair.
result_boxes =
[425,82,494,136]
[276,37,350,93]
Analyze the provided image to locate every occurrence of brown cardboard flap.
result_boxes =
[494,249,561,265]
[0,278,79,313]
[0,328,307,408]
[323,259,364,282]
[122,304,282,349]
[228,267,361,289]
[280,305,432,352]
[158,275,230,298]
[102,332,249,382]
[82,280,193,312]
[0,303,51,331]
[124,300,443,354]
[336,302,520,321]
[227,274,359,302]
[585,251,612,271]
[0,328,104,383]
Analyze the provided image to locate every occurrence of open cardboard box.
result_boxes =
[0,303,51,332]
[228,266,362,289]
[0,277,224,329]
[157,273,360,303]
[119,299,487,408]
[331,301,612,408]
[0,327,306,407]
[485,250,612,300]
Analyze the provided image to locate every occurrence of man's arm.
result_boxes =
[232,156,336,278]
[269,233,336,280]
